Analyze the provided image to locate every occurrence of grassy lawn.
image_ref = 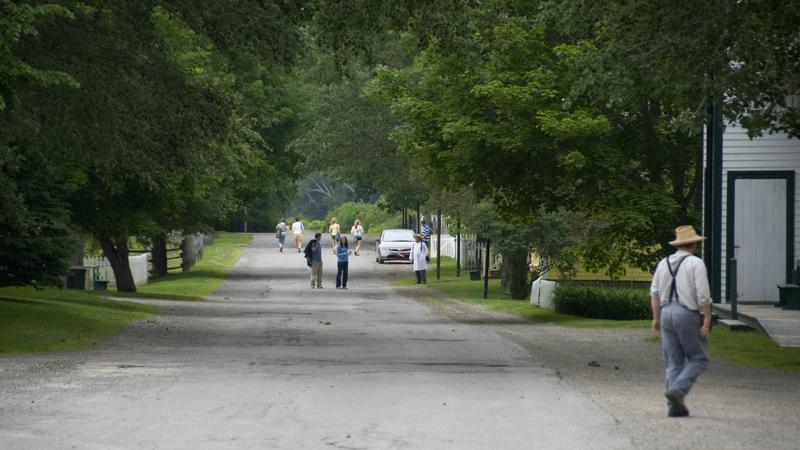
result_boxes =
[0,287,157,355]
[0,232,250,355]
[398,257,649,329]
[131,232,252,300]
[647,328,800,372]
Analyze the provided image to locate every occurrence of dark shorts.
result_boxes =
[355,236,363,241]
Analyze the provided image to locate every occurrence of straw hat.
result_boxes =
[669,225,705,246]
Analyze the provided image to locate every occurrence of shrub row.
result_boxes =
[551,284,651,320]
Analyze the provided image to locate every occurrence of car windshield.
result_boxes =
[382,230,415,242]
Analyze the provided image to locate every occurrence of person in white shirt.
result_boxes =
[291,217,305,253]
[409,234,428,284]
[650,225,712,418]
[350,219,364,256]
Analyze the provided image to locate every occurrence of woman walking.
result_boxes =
[409,233,428,284]
[336,236,351,289]
[291,217,304,253]
[276,218,288,252]
[350,219,364,256]
[329,217,341,254]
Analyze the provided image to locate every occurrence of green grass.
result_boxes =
[398,257,649,329]
[648,329,800,372]
[133,232,252,300]
[0,232,250,355]
[0,287,158,355]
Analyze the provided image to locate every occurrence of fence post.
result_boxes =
[483,239,491,299]
[456,217,461,277]
[436,209,442,280]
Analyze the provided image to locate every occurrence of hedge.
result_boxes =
[551,285,651,320]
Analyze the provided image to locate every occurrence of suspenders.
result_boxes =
[666,256,690,304]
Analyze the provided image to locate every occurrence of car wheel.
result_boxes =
[377,257,384,264]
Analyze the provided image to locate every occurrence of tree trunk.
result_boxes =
[150,235,168,278]
[98,234,137,292]
[71,232,85,266]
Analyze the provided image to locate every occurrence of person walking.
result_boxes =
[304,232,323,288]
[275,218,288,252]
[650,225,712,418]
[329,217,341,255]
[336,236,351,289]
[420,220,432,262]
[350,219,364,256]
[409,233,428,284]
[291,217,305,253]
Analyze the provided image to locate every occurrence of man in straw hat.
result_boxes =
[649,225,712,417]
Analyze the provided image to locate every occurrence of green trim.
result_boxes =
[725,171,795,302]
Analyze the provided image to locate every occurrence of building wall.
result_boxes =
[714,125,800,302]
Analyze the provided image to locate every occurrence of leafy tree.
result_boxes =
[546,0,800,138]
[290,32,429,215]
[0,1,77,287]
[4,2,305,290]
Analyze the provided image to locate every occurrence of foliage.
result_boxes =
[0,286,157,354]
[461,201,578,299]
[304,219,327,234]
[2,2,306,290]
[369,1,700,274]
[290,33,428,213]
[0,1,79,287]
[0,144,76,287]
[551,285,651,320]
[545,0,800,138]
[0,1,77,110]
[324,201,401,235]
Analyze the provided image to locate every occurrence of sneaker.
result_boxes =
[342,287,348,289]
[279,247,283,252]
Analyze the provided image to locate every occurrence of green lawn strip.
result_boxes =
[132,232,252,300]
[0,287,157,355]
[646,330,800,372]
[397,257,649,329]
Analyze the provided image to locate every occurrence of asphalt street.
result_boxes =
[0,233,635,449]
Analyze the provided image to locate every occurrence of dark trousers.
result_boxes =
[336,261,348,287]
[423,240,431,261]
[415,270,427,284]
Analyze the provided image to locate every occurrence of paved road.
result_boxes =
[0,233,633,449]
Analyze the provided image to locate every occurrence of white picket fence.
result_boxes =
[429,234,457,258]
[84,253,149,287]
[429,234,483,270]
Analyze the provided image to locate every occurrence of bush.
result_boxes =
[551,285,651,320]
[325,201,400,235]
[305,219,327,233]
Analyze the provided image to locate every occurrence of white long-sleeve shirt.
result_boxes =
[650,250,712,311]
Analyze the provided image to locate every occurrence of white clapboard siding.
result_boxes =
[710,124,800,302]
